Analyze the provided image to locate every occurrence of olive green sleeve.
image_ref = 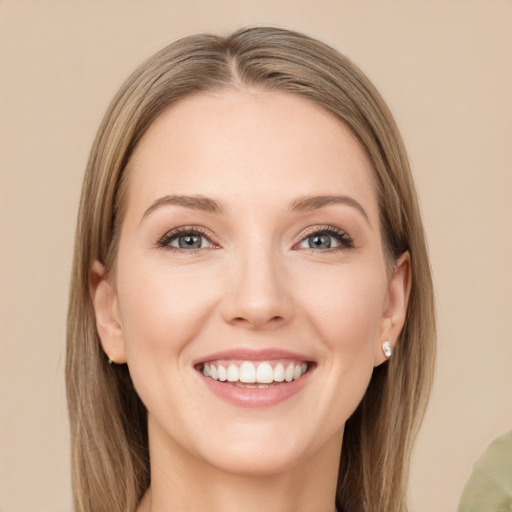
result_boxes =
[458,431,512,512]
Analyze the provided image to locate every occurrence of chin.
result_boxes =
[195,418,340,478]
[203,443,309,478]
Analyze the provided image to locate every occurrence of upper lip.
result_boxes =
[192,348,314,365]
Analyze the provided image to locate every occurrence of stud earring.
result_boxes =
[382,341,392,358]
[107,356,116,365]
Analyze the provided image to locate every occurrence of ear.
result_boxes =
[90,261,127,364]
[374,252,412,366]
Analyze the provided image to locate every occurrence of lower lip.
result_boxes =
[199,370,312,408]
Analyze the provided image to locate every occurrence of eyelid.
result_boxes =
[293,225,354,251]
[157,225,219,250]
[156,224,354,252]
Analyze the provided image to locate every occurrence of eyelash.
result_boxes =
[156,225,354,253]
[295,225,354,252]
[157,226,216,252]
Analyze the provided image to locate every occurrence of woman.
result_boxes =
[66,26,435,512]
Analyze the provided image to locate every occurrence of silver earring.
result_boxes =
[108,356,115,365]
[382,341,392,358]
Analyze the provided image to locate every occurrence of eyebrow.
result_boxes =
[289,195,370,224]
[141,194,223,223]
[141,193,369,224]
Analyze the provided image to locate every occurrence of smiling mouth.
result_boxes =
[196,360,313,388]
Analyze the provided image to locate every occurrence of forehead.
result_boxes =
[124,89,378,220]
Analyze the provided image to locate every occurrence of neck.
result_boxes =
[140,473,339,512]
[138,419,342,512]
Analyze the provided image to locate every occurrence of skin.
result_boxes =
[91,90,410,512]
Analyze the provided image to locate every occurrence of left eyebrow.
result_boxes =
[289,195,370,225]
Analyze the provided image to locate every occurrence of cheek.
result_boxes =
[295,261,387,413]
[299,262,387,352]
[116,259,221,364]
[114,260,223,430]
[286,262,388,431]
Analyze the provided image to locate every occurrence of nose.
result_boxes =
[220,246,294,330]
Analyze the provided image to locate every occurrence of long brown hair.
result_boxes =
[66,26,435,512]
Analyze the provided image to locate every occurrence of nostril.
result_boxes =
[231,314,285,328]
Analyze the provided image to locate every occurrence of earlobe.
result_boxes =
[374,252,412,367]
[90,261,127,364]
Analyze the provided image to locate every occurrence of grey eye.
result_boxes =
[299,233,341,250]
[171,233,205,249]
[308,234,332,249]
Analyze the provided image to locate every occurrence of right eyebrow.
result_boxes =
[140,194,223,224]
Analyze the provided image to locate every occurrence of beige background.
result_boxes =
[1,1,511,511]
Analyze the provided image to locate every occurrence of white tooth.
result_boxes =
[210,365,219,380]
[256,362,274,383]
[293,364,302,380]
[217,365,227,381]
[239,361,256,383]
[227,364,239,382]
[301,363,308,375]
[203,363,210,377]
[284,363,294,382]
[273,363,285,382]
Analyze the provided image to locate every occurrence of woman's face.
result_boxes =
[93,90,409,476]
